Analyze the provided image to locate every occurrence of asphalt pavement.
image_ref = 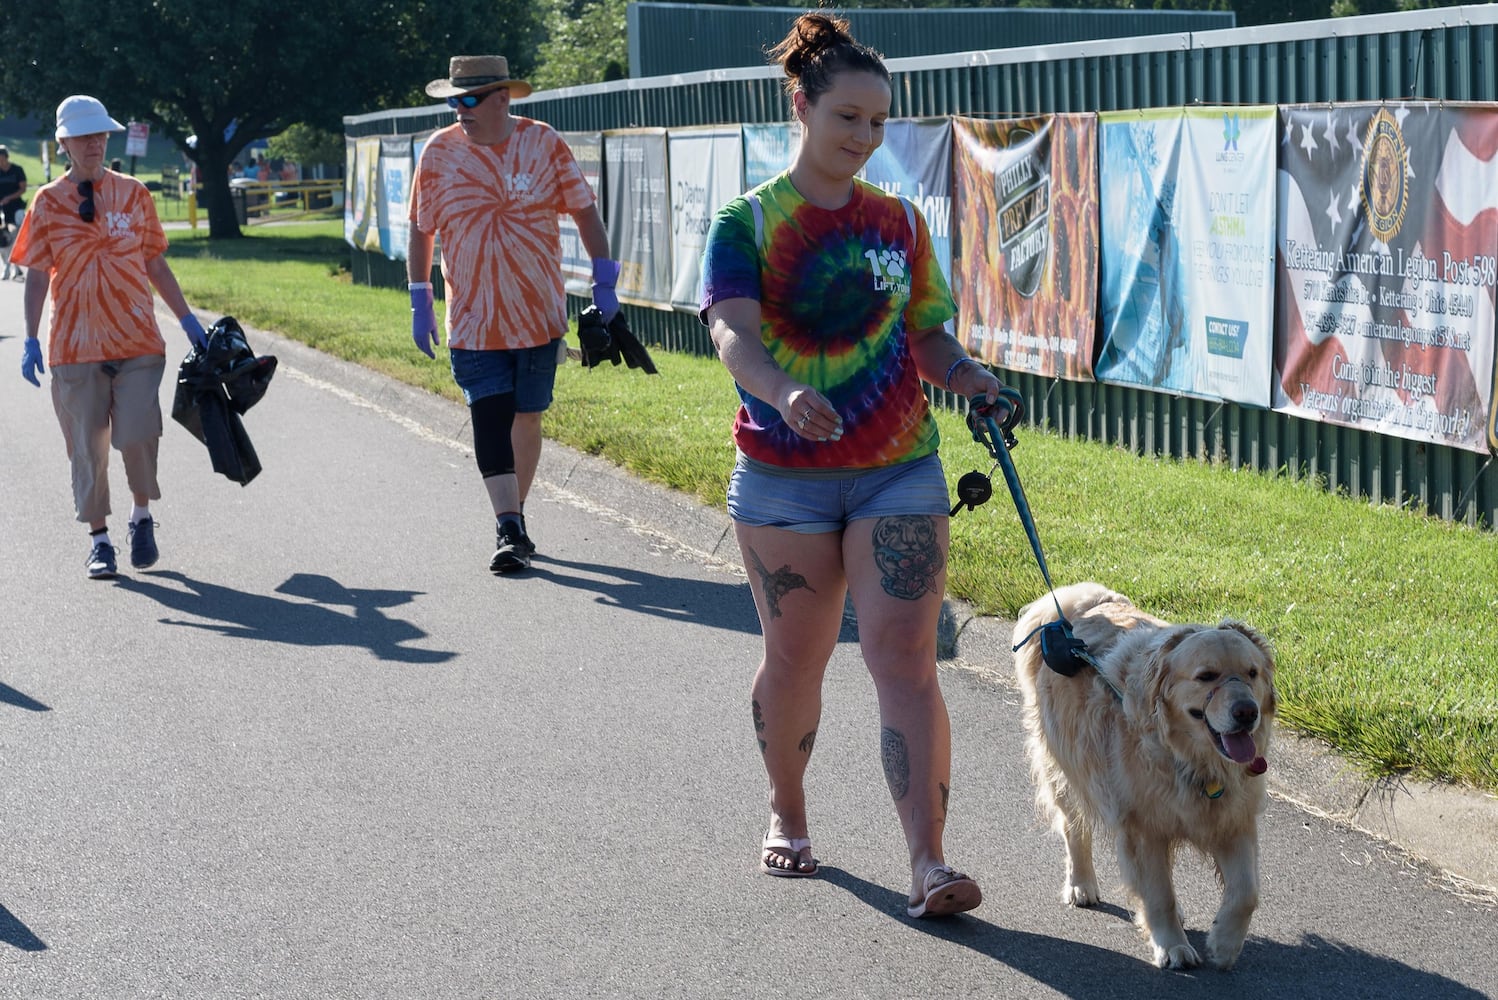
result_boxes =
[1,279,1494,998]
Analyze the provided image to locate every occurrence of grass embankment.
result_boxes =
[164,221,1498,794]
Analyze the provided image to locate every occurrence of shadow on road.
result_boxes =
[0,682,50,712]
[0,904,46,951]
[818,866,1486,998]
[530,555,763,635]
[114,570,457,664]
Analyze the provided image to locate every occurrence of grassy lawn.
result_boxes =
[162,221,1498,794]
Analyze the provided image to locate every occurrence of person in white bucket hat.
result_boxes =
[10,95,215,579]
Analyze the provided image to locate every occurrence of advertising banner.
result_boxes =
[1096,107,1277,405]
[604,129,673,306]
[560,131,603,297]
[859,118,954,303]
[377,136,412,261]
[743,123,798,189]
[1277,103,1497,453]
[346,137,382,252]
[667,126,744,309]
[951,115,1098,380]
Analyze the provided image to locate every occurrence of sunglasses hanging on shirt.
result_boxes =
[78,180,95,223]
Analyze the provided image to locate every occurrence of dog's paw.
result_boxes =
[1061,880,1100,907]
[1152,942,1202,970]
[1206,931,1245,970]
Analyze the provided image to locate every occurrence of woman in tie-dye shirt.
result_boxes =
[700,13,1008,919]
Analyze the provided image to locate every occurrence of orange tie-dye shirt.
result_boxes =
[409,119,596,351]
[11,171,169,366]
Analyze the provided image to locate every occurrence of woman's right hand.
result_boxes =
[780,385,843,442]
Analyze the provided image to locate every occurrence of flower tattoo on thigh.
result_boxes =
[872,515,944,601]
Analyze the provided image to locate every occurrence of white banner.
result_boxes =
[377,136,412,261]
[1097,107,1277,406]
[560,132,603,297]
[668,126,744,309]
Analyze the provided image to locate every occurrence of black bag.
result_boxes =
[575,306,658,375]
[171,316,278,485]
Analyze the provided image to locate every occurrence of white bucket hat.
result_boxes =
[55,95,125,140]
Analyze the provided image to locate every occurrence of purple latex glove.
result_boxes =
[180,313,208,351]
[21,337,44,386]
[591,258,621,323]
[410,283,439,358]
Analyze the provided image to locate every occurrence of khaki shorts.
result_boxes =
[50,354,165,524]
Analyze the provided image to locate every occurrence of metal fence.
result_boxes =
[345,5,1498,528]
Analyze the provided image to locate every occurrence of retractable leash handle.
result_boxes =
[963,392,1096,678]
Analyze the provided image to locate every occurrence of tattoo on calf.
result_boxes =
[940,781,950,818]
[752,700,766,753]
[881,726,910,800]
[871,516,944,601]
[748,546,816,619]
[799,729,817,754]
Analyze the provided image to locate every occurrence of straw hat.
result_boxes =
[425,56,533,100]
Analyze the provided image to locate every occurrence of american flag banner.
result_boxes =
[1276,103,1497,454]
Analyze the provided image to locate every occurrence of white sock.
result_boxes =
[91,530,113,548]
[131,504,151,524]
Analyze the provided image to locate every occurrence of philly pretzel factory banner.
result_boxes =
[743,123,799,189]
[951,115,1099,380]
[1097,107,1277,406]
[858,118,955,308]
[377,136,413,261]
[559,131,603,298]
[604,129,673,307]
[668,126,744,310]
[1277,103,1497,454]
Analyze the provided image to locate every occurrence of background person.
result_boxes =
[406,54,619,574]
[0,144,27,280]
[699,12,1005,918]
[11,95,210,579]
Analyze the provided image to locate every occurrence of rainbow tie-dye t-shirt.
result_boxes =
[700,173,957,471]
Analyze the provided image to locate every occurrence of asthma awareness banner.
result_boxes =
[667,127,743,310]
[742,124,798,189]
[1277,103,1497,453]
[952,115,1099,380]
[1096,107,1277,406]
[559,132,603,297]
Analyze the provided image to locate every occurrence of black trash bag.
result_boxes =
[171,316,278,485]
[575,306,658,375]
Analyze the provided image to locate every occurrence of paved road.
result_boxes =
[1,283,1494,998]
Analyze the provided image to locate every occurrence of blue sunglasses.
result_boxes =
[448,90,498,110]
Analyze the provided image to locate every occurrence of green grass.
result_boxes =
[162,221,1498,794]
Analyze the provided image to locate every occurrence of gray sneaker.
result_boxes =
[128,518,159,569]
[86,541,118,580]
[489,520,533,574]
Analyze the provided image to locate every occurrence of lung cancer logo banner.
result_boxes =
[1277,103,1497,454]
[952,116,1098,381]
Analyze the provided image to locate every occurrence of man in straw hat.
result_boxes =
[11,95,211,579]
[407,55,620,575]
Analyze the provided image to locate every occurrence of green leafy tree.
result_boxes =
[266,124,345,173]
[532,0,630,90]
[0,0,543,237]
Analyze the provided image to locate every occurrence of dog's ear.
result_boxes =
[1139,626,1199,715]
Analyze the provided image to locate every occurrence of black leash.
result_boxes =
[952,389,1097,677]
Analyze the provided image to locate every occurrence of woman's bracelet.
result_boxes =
[945,356,980,391]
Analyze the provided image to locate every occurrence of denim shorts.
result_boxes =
[727,453,950,534]
[450,342,560,411]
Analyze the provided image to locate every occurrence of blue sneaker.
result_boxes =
[128,518,159,569]
[86,541,117,579]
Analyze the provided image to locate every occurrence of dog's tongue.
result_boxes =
[1222,731,1258,764]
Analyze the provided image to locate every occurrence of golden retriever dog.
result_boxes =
[1012,582,1277,970]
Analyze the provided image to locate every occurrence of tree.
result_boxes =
[0,0,544,237]
[266,124,344,173]
[532,0,630,90]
